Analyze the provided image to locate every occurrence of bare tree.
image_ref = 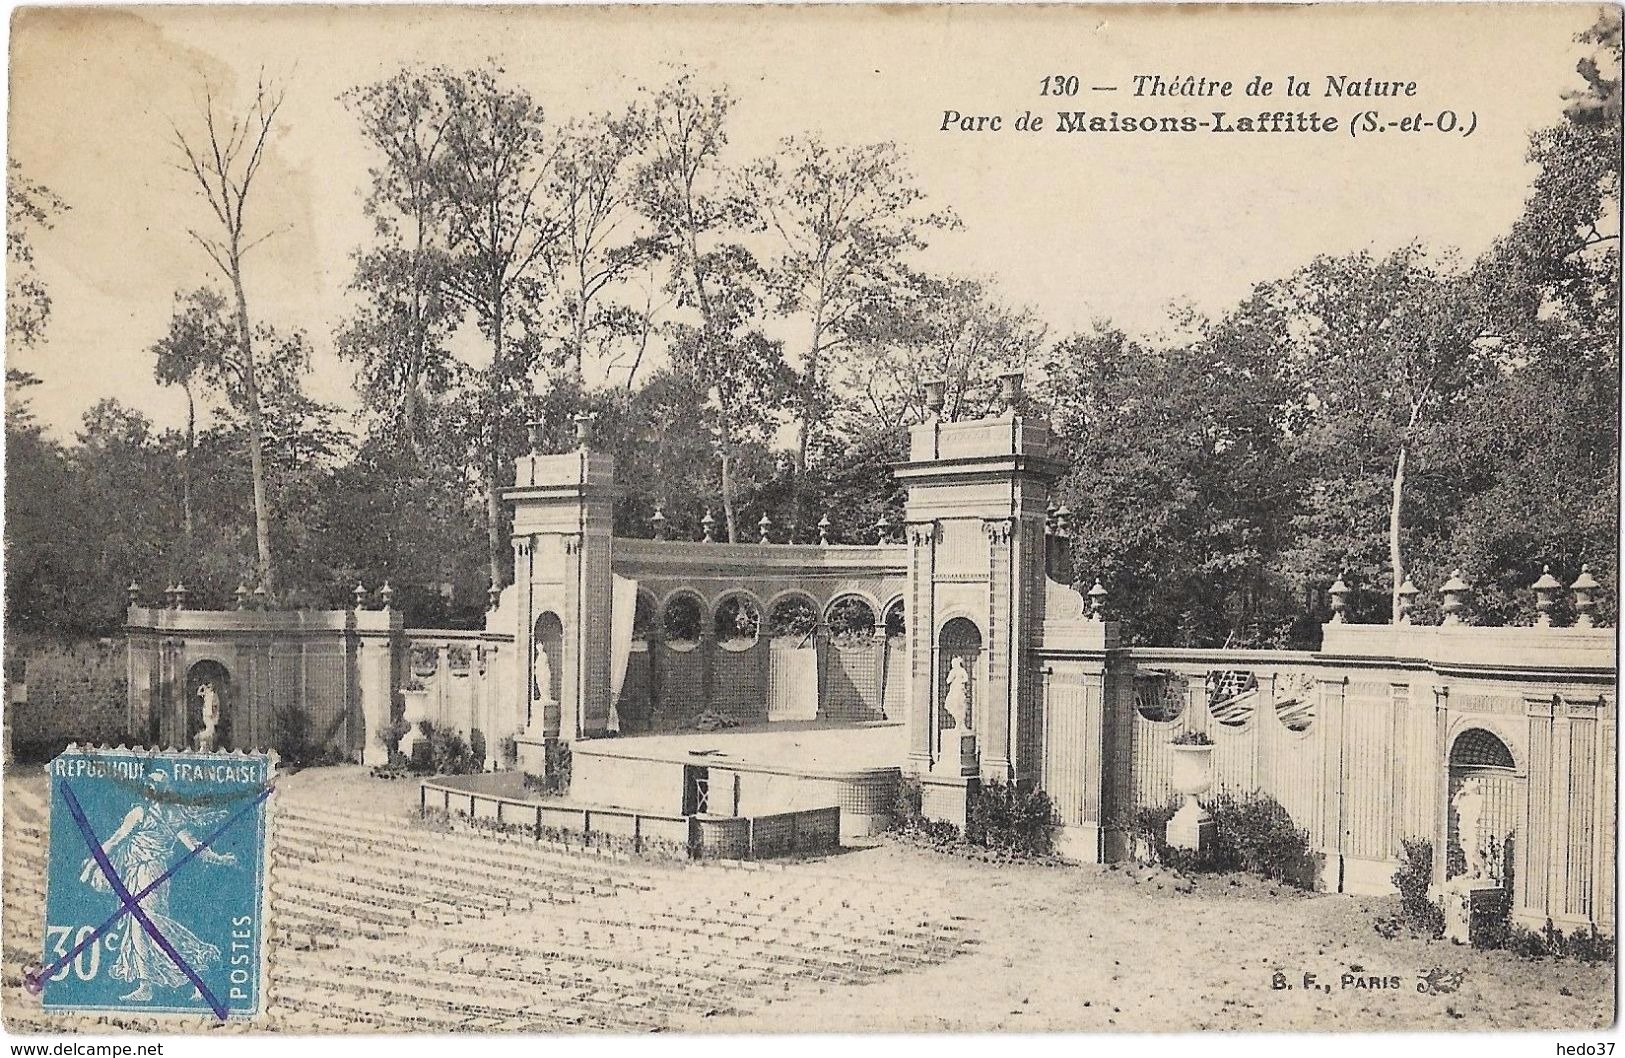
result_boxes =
[170,73,288,598]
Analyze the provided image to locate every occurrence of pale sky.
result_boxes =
[6,2,1610,440]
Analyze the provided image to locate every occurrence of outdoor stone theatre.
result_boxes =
[111,381,1617,935]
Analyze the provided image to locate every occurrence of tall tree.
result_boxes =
[433,66,561,600]
[835,272,1046,434]
[544,106,663,387]
[637,73,786,541]
[746,136,957,535]
[170,74,289,598]
[1249,249,1482,621]
[6,161,67,350]
[337,70,461,451]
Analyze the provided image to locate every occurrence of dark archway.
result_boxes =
[185,660,232,751]
[1447,727,1522,885]
[532,612,564,704]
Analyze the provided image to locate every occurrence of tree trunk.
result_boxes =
[484,291,508,604]
[230,259,275,600]
[1389,441,1407,623]
[181,382,195,558]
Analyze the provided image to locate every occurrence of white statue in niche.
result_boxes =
[193,683,219,752]
[1454,778,1487,879]
[944,656,972,729]
[532,639,556,705]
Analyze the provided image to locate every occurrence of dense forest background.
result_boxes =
[6,19,1620,646]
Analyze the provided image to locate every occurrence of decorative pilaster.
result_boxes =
[907,519,938,770]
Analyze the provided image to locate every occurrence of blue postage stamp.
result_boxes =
[30,746,273,1019]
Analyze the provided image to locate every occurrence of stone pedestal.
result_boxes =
[920,773,978,832]
[1166,797,1214,853]
[1436,877,1508,946]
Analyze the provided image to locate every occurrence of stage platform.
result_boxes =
[571,720,906,838]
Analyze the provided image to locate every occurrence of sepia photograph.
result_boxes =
[0,0,1619,1041]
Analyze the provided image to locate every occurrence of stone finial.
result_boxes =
[172,583,189,610]
[234,583,250,610]
[253,584,270,610]
[1045,501,1058,534]
[1572,564,1600,628]
[378,581,395,611]
[526,417,545,454]
[758,512,773,544]
[572,412,594,450]
[353,581,368,609]
[1440,569,1472,626]
[1396,576,1419,626]
[1055,506,1073,539]
[923,378,947,418]
[999,370,1026,412]
[1328,572,1351,624]
[1087,578,1109,622]
[126,581,141,608]
[650,504,668,541]
[487,582,502,611]
[1531,564,1564,626]
[817,513,832,545]
[874,512,891,544]
[701,509,717,543]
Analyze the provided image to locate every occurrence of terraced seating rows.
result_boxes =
[4,773,976,1033]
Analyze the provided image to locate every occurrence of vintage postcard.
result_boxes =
[1,0,1618,1041]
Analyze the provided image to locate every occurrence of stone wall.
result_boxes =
[5,637,129,761]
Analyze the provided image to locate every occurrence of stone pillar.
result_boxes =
[906,520,938,772]
[982,516,1014,779]
[354,610,401,768]
[1318,675,1348,891]
[560,533,583,743]
[1432,686,1451,890]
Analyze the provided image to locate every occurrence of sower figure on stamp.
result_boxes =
[78,769,236,1002]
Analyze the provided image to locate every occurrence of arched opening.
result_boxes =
[632,591,659,646]
[766,595,820,722]
[1447,728,1522,885]
[826,595,878,645]
[185,660,232,751]
[713,594,762,651]
[883,598,907,639]
[662,593,704,650]
[532,612,564,705]
[767,595,820,641]
[937,617,983,732]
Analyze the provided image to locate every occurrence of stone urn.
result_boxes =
[399,686,431,759]
[1167,739,1216,853]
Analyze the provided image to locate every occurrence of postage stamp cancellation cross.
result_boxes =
[34,747,273,1019]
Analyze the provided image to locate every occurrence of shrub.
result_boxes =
[888,774,964,850]
[1114,791,1317,888]
[531,740,571,795]
[1205,791,1317,887]
[965,781,1058,858]
[1504,919,1616,963]
[423,722,475,775]
[892,774,925,830]
[273,705,317,768]
[376,718,412,759]
[1171,730,1214,746]
[1375,837,1445,940]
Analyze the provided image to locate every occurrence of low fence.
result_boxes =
[418,780,841,861]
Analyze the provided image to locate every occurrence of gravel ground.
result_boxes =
[3,765,1613,1033]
